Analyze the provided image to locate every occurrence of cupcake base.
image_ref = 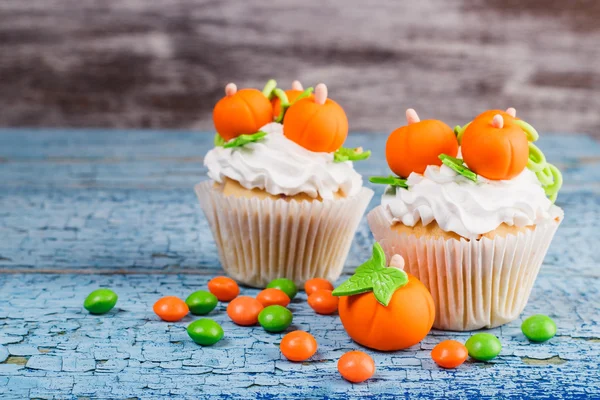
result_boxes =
[195,180,373,288]
[368,205,563,331]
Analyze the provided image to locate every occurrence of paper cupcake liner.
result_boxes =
[195,180,373,288]
[368,205,563,331]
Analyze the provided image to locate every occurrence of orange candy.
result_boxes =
[213,83,273,141]
[338,273,435,351]
[307,289,339,315]
[280,331,318,361]
[304,278,334,296]
[337,351,375,383]
[283,84,348,153]
[461,110,529,180]
[153,296,189,322]
[207,276,240,302]
[431,340,468,369]
[256,288,290,308]
[386,109,458,178]
[226,296,264,326]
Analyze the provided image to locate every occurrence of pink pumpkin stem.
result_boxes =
[291,80,304,91]
[225,83,237,97]
[491,114,504,129]
[506,107,516,118]
[314,83,328,105]
[406,108,420,124]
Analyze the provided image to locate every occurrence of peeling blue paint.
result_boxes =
[0,130,599,398]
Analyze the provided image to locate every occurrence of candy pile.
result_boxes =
[83,276,372,383]
[83,276,557,384]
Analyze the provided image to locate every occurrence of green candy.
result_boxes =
[187,319,224,346]
[84,289,118,315]
[258,305,293,333]
[521,315,557,342]
[266,278,298,300]
[465,333,502,361]
[185,290,218,315]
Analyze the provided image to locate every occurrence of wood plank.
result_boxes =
[0,273,598,398]
[0,1,599,135]
[0,128,598,397]
[0,130,598,274]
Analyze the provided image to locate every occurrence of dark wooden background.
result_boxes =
[1,0,599,135]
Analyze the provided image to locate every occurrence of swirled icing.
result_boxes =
[204,123,362,199]
[381,163,557,239]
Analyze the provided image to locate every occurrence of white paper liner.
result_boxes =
[368,205,563,331]
[195,180,373,288]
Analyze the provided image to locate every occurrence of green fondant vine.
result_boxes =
[513,120,563,203]
[261,79,314,123]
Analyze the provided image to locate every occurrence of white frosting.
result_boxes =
[204,123,363,200]
[381,163,555,239]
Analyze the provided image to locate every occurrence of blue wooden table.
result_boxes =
[0,129,599,399]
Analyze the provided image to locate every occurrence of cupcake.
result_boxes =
[196,81,373,287]
[368,108,563,331]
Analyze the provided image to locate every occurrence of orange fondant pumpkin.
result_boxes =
[213,83,273,141]
[385,109,458,178]
[338,273,435,351]
[272,80,313,118]
[283,83,348,153]
[461,110,529,180]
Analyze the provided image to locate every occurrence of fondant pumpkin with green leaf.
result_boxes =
[332,243,435,351]
[213,83,273,141]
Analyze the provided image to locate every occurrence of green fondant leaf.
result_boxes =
[223,131,267,148]
[371,241,386,268]
[334,147,371,163]
[439,153,463,166]
[439,154,478,182]
[369,176,408,188]
[262,79,277,99]
[332,243,408,307]
[214,133,226,147]
[372,266,410,306]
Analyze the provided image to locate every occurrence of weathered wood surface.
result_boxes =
[0,129,599,398]
[0,273,598,399]
[1,129,599,274]
[0,1,599,135]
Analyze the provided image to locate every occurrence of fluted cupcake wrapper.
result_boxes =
[368,205,563,331]
[195,180,374,288]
